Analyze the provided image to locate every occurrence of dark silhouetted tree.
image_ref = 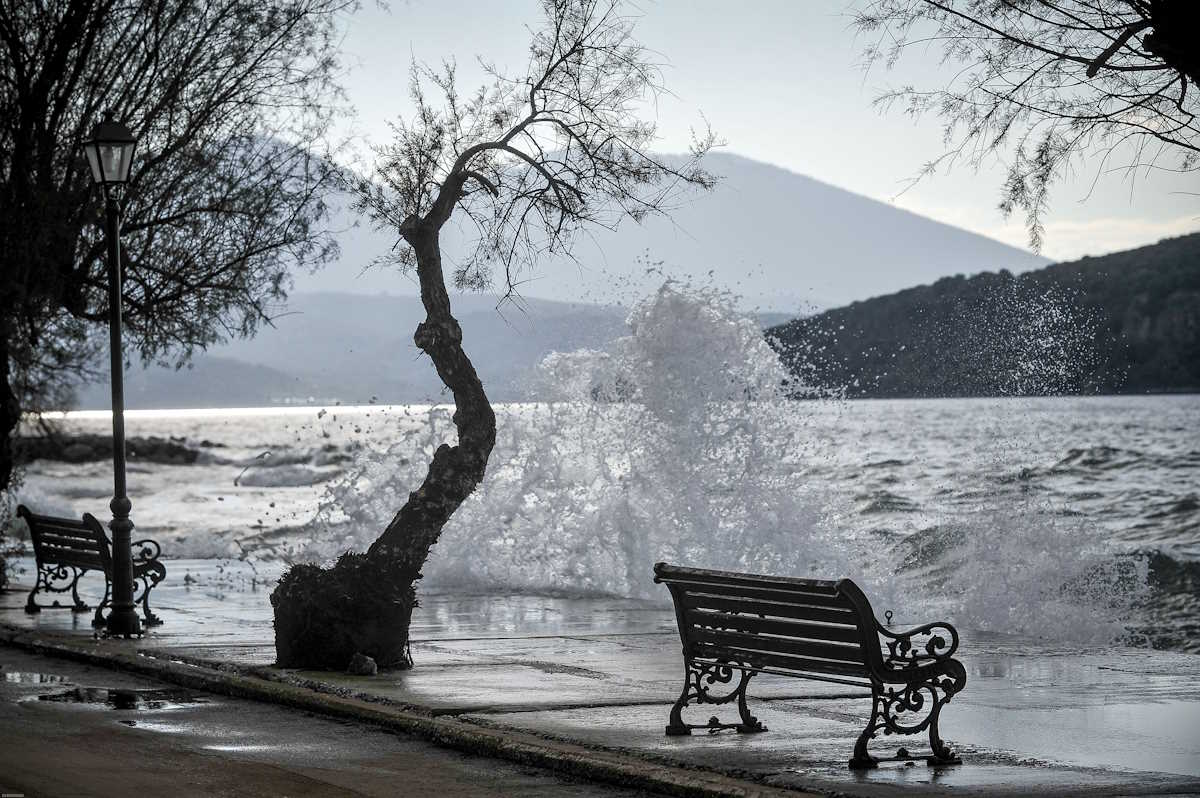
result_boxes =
[0,0,352,495]
[853,1,1199,250]
[270,0,716,670]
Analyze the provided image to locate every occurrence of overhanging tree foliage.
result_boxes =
[270,0,716,670]
[0,0,352,494]
[853,0,1199,250]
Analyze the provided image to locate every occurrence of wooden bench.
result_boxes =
[654,562,966,769]
[19,504,166,628]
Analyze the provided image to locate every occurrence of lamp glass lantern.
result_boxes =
[83,112,137,186]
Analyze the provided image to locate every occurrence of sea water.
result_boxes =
[10,285,1199,651]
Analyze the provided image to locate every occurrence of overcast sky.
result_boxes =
[329,0,1198,264]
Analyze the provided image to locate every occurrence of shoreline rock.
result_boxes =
[14,434,214,466]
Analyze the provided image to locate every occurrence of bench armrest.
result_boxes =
[132,538,162,563]
[877,619,959,668]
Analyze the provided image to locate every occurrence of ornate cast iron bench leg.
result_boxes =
[850,687,885,769]
[25,564,90,614]
[666,657,766,736]
[924,660,966,767]
[133,540,167,627]
[134,565,166,626]
[24,578,40,614]
[850,662,967,770]
[93,580,111,627]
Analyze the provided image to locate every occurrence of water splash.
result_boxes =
[285,280,1149,642]
[894,511,1149,643]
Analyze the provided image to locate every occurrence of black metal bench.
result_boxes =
[19,504,166,627]
[654,562,966,769]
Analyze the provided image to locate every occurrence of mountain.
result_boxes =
[293,152,1050,312]
[79,356,323,409]
[76,293,629,409]
[75,291,806,409]
[766,234,1200,397]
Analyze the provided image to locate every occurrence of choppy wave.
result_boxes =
[275,283,1160,647]
[11,282,1197,652]
[1145,495,1199,520]
[1140,550,1200,653]
[856,490,922,514]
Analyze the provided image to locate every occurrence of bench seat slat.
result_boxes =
[690,627,866,665]
[35,542,106,566]
[693,642,869,678]
[691,657,872,688]
[681,593,858,626]
[670,579,850,607]
[685,609,862,645]
[34,549,105,570]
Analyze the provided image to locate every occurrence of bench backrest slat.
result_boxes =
[655,562,888,680]
[662,578,848,607]
[19,505,112,573]
[679,592,859,626]
[654,563,841,592]
[34,520,97,537]
[684,609,863,645]
[34,531,106,552]
[690,626,867,667]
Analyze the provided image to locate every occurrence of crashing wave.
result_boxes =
[283,280,1151,644]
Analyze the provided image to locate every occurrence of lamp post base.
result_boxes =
[103,606,142,638]
[105,500,141,639]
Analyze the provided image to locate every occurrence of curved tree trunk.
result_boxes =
[368,225,496,563]
[272,221,496,670]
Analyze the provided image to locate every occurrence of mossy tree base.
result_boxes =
[271,551,419,671]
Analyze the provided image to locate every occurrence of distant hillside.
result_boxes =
[75,292,800,409]
[767,234,1200,397]
[106,356,323,409]
[77,293,630,409]
[294,152,1049,312]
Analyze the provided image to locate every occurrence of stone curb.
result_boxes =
[0,624,825,798]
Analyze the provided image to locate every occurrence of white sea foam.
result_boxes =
[278,281,1152,643]
[11,278,1182,643]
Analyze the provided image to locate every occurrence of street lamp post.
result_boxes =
[83,111,141,638]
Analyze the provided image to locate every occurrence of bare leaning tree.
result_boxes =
[271,0,716,670]
[853,1,1199,251]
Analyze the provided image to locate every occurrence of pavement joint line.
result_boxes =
[412,630,676,642]
[135,647,873,714]
[431,693,878,717]
[0,622,829,798]
[562,634,678,645]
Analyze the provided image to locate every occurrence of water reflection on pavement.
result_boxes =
[0,647,662,798]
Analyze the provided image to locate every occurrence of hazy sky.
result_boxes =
[329,0,1198,263]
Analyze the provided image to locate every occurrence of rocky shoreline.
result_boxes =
[14,434,222,466]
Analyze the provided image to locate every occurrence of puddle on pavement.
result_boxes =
[126,720,194,734]
[3,671,72,684]
[37,686,207,710]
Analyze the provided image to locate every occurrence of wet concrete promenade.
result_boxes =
[3,558,1199,797]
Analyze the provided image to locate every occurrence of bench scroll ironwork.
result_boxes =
[19,504,166,628]
[654,562,966,769]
